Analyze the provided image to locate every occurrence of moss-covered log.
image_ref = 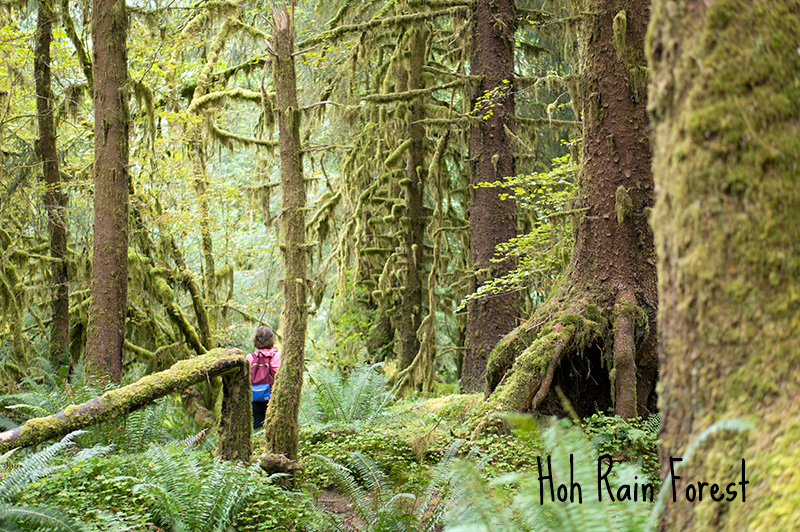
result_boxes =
[0,349,252,461]
[648,0,800,529]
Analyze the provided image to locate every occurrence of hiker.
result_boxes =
[247,325,281,430]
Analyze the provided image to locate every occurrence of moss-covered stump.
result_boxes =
[0,348,252,461]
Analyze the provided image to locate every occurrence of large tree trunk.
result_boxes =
[85,0,129,382]
[0,349,251,461]
[262,6,307,462]
[648,0,800,529]
[35,0,70,368]
[474,0,657,429]
[462,0,519,393]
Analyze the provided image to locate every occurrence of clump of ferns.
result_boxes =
[0,431,110,532]
[299,363,402,429]
[119,440,262,532]
[309,440,467,532]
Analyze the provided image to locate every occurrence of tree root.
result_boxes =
[470,289,655,436]
[470,301,610,436]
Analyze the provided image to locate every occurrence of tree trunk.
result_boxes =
[397,27,426,377]
[648,0,800,529]
[474,0,657,429]
[35,0,70,368]
[0,349,252,461]
[85,0,129,382]
[262,6,307,462]
[462,0,519,393]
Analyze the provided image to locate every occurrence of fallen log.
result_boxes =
[0,348,252,461]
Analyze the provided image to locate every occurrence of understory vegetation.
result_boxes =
[1,367,660,532]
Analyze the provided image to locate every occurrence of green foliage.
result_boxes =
[0,373,194,452]
[445,418,653,532]
[18,451,152,531]
[309,441,463,532]
[460,153,578,310]
[299,425,428,490]
[465,431,545,479]
[0,431,109,532]
[232,479,315,532]
[324,273,383,367]
[582,412,661,485]
[124,444,262,532]
[20,439,315,532]
[299,364,398,428]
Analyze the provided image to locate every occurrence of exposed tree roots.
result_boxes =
[470,289,655,436]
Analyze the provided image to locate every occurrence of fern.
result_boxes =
[309,440,464,532]
[0,505,88,532]
[301,364,400,428]
[0,431,108,531]
[125,443,261,532]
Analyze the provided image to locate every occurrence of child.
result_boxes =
[247,325,281,430]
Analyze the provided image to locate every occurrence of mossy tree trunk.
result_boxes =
[0,349,251,461]
[86,0,129,382]
[474,0,657,427]
[397,27,427,375]
[462,0,519,393]
[262,5,307,462]
[648,0,800,529]
[35,0,70,368]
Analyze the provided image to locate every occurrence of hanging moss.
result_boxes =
[384,139,413,167]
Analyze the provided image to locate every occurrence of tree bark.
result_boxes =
[262,6,307,462]
[86,0,129,382]
[648,0,800,529]
[462,0,519,393]
[474,0,657,428]
[35,0,70,368]
[0,349,252,461]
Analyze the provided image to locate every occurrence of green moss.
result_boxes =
[612,10,627,61]
[615,185,632,224]
[384,138,413,167]
[628,65,648,102]
[649,0,800,529]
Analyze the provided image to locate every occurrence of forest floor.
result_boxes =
[315,489,366,529]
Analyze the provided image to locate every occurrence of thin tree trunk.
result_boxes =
[262,5,307,462]
[397,27,427,375]
[463,0,518,393]
[35,0,70,368]
[86,0,129,382]
[649,0,800,529]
